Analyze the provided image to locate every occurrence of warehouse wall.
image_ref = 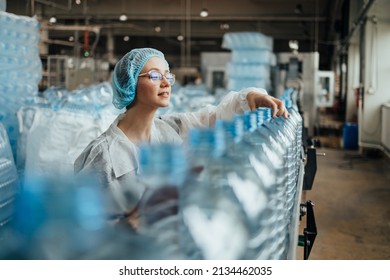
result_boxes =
[360,0,390,147]
[347,0,390,149]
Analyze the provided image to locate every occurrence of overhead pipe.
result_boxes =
[50,14,327,22]
[41,23,101,34]
[341,0,376,51]
[41,39,76,47]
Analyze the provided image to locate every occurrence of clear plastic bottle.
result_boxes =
[137,143,187,258]
[240,109,290,259]
[260,107,297,205]
[179,126,250,259]
[2,174,118,259]
[223,116,280,259]
[258,106,300,258]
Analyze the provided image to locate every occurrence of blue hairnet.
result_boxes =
[112,48,169,109]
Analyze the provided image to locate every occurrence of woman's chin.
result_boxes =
[159,100,170,107]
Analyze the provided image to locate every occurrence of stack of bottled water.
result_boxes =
[222,32,276,92]
[0,11,42,159]
[0,122,19,242]
[17,82,121,183]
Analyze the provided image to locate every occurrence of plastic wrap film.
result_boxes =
[17,83,121,183]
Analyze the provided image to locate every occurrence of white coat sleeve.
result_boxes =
[160,87,268,140]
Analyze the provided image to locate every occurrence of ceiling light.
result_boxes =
[68,36,74,42]
[289,40,299,51]
[123,36,130,42]
[75,0,81,5]
[119,13,128,21]
[200,8,208,17]
[49,16,57,24]
[177,34,184,41]
[154,26,161,33]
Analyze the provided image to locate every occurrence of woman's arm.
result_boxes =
[215,87,288,120]
[160,87,288,139]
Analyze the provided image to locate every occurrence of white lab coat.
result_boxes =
[74,87,267,212]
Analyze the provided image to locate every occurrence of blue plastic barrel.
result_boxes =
[343,123,358,150]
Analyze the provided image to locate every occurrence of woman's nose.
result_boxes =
[161,75,170,86]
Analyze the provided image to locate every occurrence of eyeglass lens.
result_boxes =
[149,71,175,85]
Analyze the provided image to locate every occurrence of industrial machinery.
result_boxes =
[274,52,335,138]
[46,55,110,90]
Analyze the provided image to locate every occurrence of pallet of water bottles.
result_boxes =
[0,10,42,158]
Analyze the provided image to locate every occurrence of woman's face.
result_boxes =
[135,57,171,109]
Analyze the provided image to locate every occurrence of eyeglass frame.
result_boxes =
[138,70,176,85]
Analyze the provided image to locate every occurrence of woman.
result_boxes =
[74,48,288,212]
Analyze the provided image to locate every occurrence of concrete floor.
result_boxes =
[296,147,390,260]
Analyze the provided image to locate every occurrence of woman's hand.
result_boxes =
[246,91,289,119]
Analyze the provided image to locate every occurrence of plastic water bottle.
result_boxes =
[259,106,300,258]
[1,174,113,259]
[0,172,171,260]
[221,116,282,259]
[180,126,249,259]
[283,88,303,160]
[274,102,299,210]
[260,108,296,190]
[137,143,187,258]
[241,110,290,259]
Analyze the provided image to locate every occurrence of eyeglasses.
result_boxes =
[138,70,175,86]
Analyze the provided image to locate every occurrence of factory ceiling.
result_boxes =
[7,0,349,69]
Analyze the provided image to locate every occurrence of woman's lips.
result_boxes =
[158,92,169,97]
